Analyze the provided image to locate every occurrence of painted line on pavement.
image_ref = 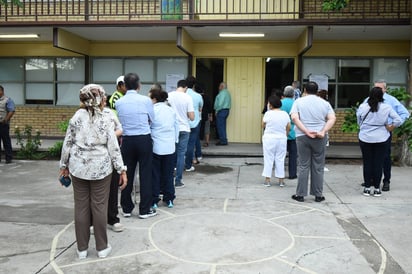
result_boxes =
[50,221,74,274]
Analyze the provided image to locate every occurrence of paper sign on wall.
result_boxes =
[309,74,329,91]
[166,74,185,92]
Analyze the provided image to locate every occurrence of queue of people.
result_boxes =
[58,74,231,259]
[56,74,407,260]
[262,79,407,203]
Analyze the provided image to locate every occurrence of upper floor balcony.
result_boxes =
[0,0,410,26]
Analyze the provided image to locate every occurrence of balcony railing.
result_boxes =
[0,0,410,24]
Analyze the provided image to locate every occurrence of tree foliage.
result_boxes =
[0,0,22,7]
[322,0,349,11]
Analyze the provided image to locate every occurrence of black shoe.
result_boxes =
[5,159,12,164]
[382,182,390,192]
[291,194,304,202]
[361,182,366,187]
[216,142,228,146]
[315,196,325,202]
[288,176,297,179]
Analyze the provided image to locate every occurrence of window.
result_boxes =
[302,57,408,108]
[0,58,24,105]
[0,57,85,105]
[92,57,188,96]
[1,57,188,105]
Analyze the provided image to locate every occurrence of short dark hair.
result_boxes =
[177,79,187,88]
[305,81,318,95]
[186,76,196,88]
[268,95,282,109]
[149,88,168,103]
[124,73,140,90]
[0,85,4,92]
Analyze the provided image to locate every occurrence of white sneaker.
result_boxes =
[263,182,271,187]
[98,244,112,258]
[279,182,285,187]
[77,249,88,259]
[89,226,94,235]
[197,157,202,160]
[108,223,124,232]
[122,212,131,218]
[185,166,195,172]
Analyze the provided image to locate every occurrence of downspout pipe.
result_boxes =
[298,26,313,82]
[177,27,193,76]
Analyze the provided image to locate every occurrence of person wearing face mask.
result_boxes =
[59,84,128,259]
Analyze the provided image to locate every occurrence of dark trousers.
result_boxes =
[152,152,175,204]
[0,123,12,162]
[216,109,229,144]
[120,135,153,215]
[359,138,389,189]
[107,171,120,225]
[72,174,111,252]
[287,139,297,178]
[382,133,392,183]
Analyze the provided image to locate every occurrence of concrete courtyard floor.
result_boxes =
[0,155,411,274]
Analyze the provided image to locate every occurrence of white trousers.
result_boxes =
[262,134,287,179]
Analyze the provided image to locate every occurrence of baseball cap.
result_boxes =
[116,75,124,85]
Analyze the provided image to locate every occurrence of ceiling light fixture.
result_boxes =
[219,33,265,38]
[0,34,39,39]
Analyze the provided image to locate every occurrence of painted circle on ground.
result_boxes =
[150,213,293,265]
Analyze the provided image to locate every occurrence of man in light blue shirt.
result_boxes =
[373,80,410,191]
[115,72,156,219]
[184,76,203,172]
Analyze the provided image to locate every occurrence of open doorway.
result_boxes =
[195,58,224,142]
[195,58,224,100]
[265,58,294,100]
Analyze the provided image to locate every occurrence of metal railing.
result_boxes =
[0,0,410,24]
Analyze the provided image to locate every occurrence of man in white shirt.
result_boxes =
[167,79,195,188]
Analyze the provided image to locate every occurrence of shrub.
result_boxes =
[48,120,69,158]
[14,125,42,159]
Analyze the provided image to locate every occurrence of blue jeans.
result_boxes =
[152,152,175,203]
[216,109,229,144]
[175,131,190,184]
[195,135,202,159]
[185,123,201,169]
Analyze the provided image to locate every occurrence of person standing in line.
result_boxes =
[198,84,213,148]
[0,85,15,164]
[167,79,195,188]
[115,73,157,219]
[357,87,402,197]
[108,76,127,114]
[184,76,203,172]
[290,81,336,203]
[292,80,301,100]
[214,82,231,145]
[104,75,127,232]
[59,84,128,259]
[372,80,410,191]
[261,95,291,187]
[281,85,298,179]
[149,88,179,208]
